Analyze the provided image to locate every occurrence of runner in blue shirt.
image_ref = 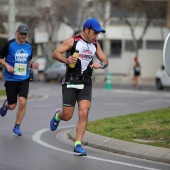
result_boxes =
[0,23,39,136]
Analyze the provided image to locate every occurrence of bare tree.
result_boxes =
[116,0,167,57]
[88,0,167,57]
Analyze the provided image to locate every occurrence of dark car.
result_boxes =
[44,62,66,82]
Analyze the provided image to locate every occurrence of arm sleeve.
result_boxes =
[0,41,9,59]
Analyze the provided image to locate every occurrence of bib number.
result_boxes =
[67,84,84,89]
[14,63,27,76]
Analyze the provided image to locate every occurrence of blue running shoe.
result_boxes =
[73,144,87,156]
[50,108,61,131]
[12,125,22,136]
[0,99,8,117]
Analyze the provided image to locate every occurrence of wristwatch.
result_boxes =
[100,62,105,69]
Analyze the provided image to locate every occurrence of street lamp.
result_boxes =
[8,0,15,40]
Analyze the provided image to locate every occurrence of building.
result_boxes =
[87,0,170,80]
[0,0,169,80]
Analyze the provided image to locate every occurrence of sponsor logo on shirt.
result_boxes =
[15,49,28,62]
[81,47,92,54]
[80,47,93,61]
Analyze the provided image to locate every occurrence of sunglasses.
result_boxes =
[19,32,28,36]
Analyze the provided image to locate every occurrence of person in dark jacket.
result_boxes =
[133,57,142,89]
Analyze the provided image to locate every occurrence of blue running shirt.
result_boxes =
[0,39,33,81]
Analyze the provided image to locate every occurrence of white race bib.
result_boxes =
[67,84,84,89]
[14,63,27,76]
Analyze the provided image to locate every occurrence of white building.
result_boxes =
[87,0,170,80]
[0,0,169,80]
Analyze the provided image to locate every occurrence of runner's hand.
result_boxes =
[90,62,102,69]
[6,64,14,73]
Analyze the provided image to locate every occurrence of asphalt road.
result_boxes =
[0,81,170,170]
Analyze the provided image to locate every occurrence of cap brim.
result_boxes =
[93,27,105,33]
[19,31,28,34]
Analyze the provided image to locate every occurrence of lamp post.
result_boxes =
[8,0,15,40]
[103,1,112,90]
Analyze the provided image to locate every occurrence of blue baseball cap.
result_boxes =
[83,18,105,33]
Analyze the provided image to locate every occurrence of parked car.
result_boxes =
[155,65,170,90]
[44,62,66,82]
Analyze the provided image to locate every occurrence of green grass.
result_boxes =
[0,89,6,96]
[87,108,170,148]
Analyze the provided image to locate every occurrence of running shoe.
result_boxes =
[12,125,22,136]
[50,108,61,131]
[73,144,87,156]
[0,99,8,117]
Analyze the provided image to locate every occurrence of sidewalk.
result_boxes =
[69,128,170,164]
[94,76,155,86]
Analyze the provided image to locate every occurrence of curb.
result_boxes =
[69,128,170,164]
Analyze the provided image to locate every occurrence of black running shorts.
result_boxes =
[62,84,92,107]
[5,79,29,105]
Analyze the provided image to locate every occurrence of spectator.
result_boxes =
[36,56,47,82]
[132,57,142,89]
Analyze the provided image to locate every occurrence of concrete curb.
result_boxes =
[69,128,170,164]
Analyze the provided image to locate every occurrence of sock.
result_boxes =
[55,113,60,121]
[75,141,81,146]
[15,124,20,128]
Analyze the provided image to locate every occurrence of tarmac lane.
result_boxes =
[0,82,170,170]
[32,126,170,170]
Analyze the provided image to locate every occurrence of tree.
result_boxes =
[87,0,167,57]
[0,0,87,58]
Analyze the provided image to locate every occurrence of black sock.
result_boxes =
[15,124,20,127]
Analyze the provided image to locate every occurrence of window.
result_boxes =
[125,40,142,51]
[125,40,134,52]
[146,41,162,50]
[110,40,121,58]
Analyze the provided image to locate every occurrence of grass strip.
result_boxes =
[0,89,6,96]
[87,108,170,148]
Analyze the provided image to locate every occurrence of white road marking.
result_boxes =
[32,127,161,170]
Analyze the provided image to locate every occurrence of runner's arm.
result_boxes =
[90,41,108,69]
[52,38,74,64]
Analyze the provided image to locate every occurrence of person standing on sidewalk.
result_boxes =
[50,18,108,156]
[0,23,39,136]
[35,56,47,82]
[132,57,142,90]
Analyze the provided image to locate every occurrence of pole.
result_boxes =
[103,1,111,89]
[8,0,15,40]
[106,72,112,90]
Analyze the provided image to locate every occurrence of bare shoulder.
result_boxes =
[96,41,103,52]
[55,37,74,53]
[62,37,74,50]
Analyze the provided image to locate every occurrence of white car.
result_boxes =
[155,65,170,90]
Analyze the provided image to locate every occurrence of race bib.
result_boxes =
[14,63,27,76]
[67,84,84,89]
